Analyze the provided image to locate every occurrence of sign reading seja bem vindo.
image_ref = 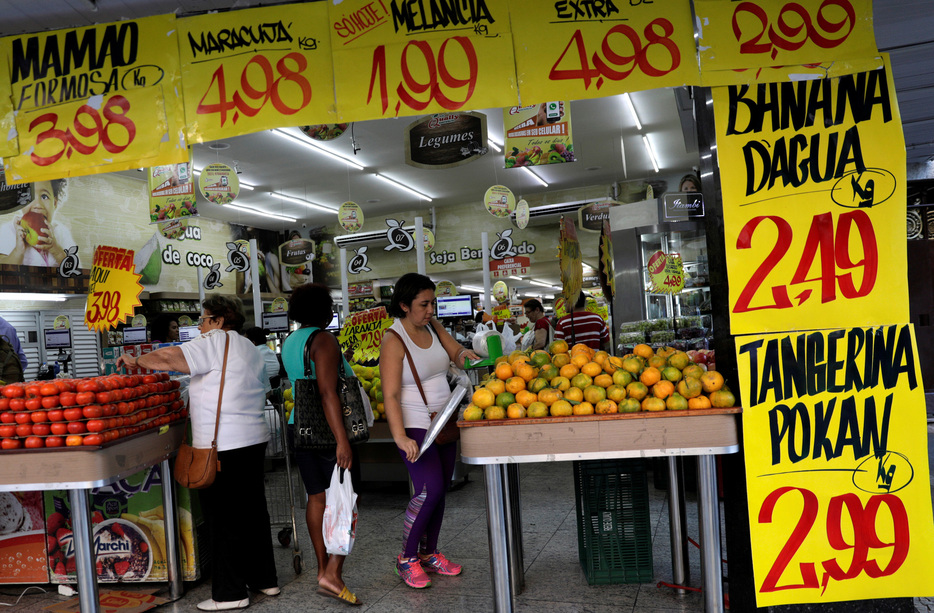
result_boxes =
[429,237,536,266]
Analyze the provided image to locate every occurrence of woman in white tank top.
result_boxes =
[380,274,479,589]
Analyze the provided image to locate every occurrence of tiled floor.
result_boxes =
[3,457,932,612]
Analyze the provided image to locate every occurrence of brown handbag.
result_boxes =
[386,326,460,446]
[174,334,230,489]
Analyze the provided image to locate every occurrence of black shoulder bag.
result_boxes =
[293,329,370,450]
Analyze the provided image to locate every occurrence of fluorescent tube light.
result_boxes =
[271,128,365,170]
[0,292,70,302]
[529,279,558,288]
[270,192,338,215]
[521,166,548,187]
[642,135,659,173]
[488,138,503,153]
[623,93,642,130]
[374,173,433,201]
[459,285,485,292]
[225,203,297,222]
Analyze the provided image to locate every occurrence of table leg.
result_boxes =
[68,489,100,613]
[160,459,183,601]
[697,455,723,613]
[503,464,524,595]
[667,457,689,592]
[484,464,513,613]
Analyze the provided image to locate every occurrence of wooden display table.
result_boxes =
[0,425,186,613]
[459,409,742,613]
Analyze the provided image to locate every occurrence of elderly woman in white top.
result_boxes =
[117,295,278,611]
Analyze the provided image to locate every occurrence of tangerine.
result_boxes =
[570,353,591,369]
[666,393,688,411]
[564,386,584,403]
[573,401,594,415]
[515,362,538,382]
[668,351,691,370]
[486,379,506,396]
[676,377,703,399]
[633,344,654,359]
[495,363,514,381]
[652,380,675,399]
[495,392,516,409]
[593,374,613,388]
[472,388,495,409]
[688,395,712,410]
[527,401,549,417]
[583,385,606,404]
[593,351,609,366]
[484,406,506,420]
[640,366,662,387]
[626,381,648,401]
[539,365,559,382]
[548,339,569,354]
[551,376,571,391]
[515,389,537,407]
[709,389,735,408]
[528,377,549,393]
[661,366,683,383]
[612,370,633,387]
[550,399,573,416]
[551,353,571,369]
[559,364,580,379]
[463,404,484,420]
[622,357,644,375]
[538,388,563,406]
[581,361,603,377]
[594,399,618,414]
[642,396,666,412]
[570,343,593,356]
[606,384,627,402]
[701,371,725,393]
[604,355,624,374]
[530,350,552,367]
[506,403,527,419]
[647,355,668,370]
[682,363,706,380]
[619,398,641,413]
[570,373,593,389]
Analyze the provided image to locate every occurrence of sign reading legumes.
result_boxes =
[327,0,519,121]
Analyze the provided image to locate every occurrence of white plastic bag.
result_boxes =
[498,322,520,356]
[472,322,502,358]
[322,466,358,555]
[519,329,535,351]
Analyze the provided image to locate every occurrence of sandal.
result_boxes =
[316,586,362,606]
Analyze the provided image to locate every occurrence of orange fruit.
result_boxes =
[551,353,571,369]
[606,384,627,403]
[573,401,594,416]
[530,350,552,367]
[661,366,683,382]
[486,379,506,396]
[550,399,573,416]
[676,377,703,399]
[593,374,613,388]
[583,385,606,404]
[593,351,609,366]
[494,356,509,367]
[510,356,531,371]
[527,401,549,417]
[633,343,654,359]
[622,356,644,375]
[640,366,662,387]
[682,363,706,380]
[463,404,484,420]
[506,403,527,419]
[642,396,666,412]
[484,406,506,420]
[515,389,537,408]
[581,361,603,377]
[539,365,559,382]
[594,399,618,414]
[528,377,549,393]
[508,350,527,364]
[495,392,516,409]
[570,353,591,369]
[666,393,688,411]
[688,395,712,410]
[564,386,584,403]
[604,355,624,374]
[505,376,526,394]
[550,376,571,392]
[495,362,514,381]
[612,370,633,387]
[559,364,580,379]
[570,373,593,390]
[515,362,538,382]
[538,388,563,407]
[626,381,648,401]
[548,339,569,354]
[647,355,668,370]
[668,351,691,370]
[472,388,495,409]
[570,343,593,356]
[657,346,677,359]
[701,371,725,393]
[710,389,736,408]
[619,398,641,413]
[652,380,675,399]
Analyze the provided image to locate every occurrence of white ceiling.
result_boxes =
[1,0,932,295]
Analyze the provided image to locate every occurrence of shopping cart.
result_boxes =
[263,391,304,575]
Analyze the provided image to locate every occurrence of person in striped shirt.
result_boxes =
[554,293,609,351]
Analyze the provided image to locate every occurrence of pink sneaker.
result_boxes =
[395,555,431,588]
[420,551,462,576]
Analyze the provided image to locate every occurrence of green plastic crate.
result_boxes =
[574,459,654,585]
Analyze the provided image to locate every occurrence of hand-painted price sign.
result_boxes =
[696,0,878,71]
[329,0,518,121]
[179,3,337,143]
[85,245,144,332]
[337,306,392,363]
[510,0,698,103]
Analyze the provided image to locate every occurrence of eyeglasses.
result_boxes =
[197,316,216,325]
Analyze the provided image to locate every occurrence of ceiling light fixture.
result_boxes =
[529,279,559,288]
[488,138,503,153]
[642,135,660,173]
[270,192,338,215]
[271,128,365,170]
[225,203,297,222]
[623,93,642,130]
[521,166,548,187]
[0,292,70,302]
[374,173,433,201]
[459,285,485,292]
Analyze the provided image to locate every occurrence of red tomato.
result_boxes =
[50,423,68,435]
[8,398,24,411]
[59,392,77,406]
[41,396,60,409]
[31,423,51,436]
[14,412,31,425]
[46,409,64,422]
[95,391,112,404]
[29,411,47,424]
[0,411,13,424]
[59,380,76,393]
[82,405,103,419]
[39,383,59,397]
[86,419,105,432]
[66,422,87,434]
[65,435,83,446]
[76,379,99,393]
[75,392,95,405]
[45,436,64,448]
[0,424,15,437]
[24,436,43,449]
[62,408,83,422]
[116,402,130,415]
[83,434,103,446]
[0,397,8,410]
[1,384,24,398]
[15,423,33,437]
[24,397,41,411]
[103,404,117,417]
[141,374,157,384]
[1,438,22,449]
[24,384,41,398]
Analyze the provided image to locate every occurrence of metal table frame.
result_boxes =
[0,425,185,613]
[459,410,741,613]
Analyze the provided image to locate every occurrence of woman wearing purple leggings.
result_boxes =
[380,273,480,588]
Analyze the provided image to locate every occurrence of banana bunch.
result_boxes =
[122,506,195,578]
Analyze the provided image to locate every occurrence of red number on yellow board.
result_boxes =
[367,38,478,116]
[758,487,909,594]
[28,95,135,167]
[87,291,123,325]
[733,0,856,60]
[549,19,680,90]
[197,53,312,126]
[733,210,878,313]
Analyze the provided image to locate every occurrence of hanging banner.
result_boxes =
[198,163,239,205]
[712,56,906,335]
[484,185,516,218]
[300,123,349,141]
[515,199,529,229]
[336,306,392,363]
[1,15,188,183]
[338,201,363,232]
[695,0,878,73]
[405,112,488,169]
[278,237,315,290]
[149,159,197,223]
[327,0,518,121]
[435,281,457,297]
[178,3,337,143]
[735,324,934,607]
[85,245,144,332]
[504,102,575,168]
[599,218,615,300]
[559,216,582,309]
[578,201,620,232]
[700,56,885,88]
[510,0,698,103]
[0,61,15,158]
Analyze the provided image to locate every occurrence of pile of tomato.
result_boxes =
[0,373,186,450]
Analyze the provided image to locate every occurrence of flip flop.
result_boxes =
[316,586,363,606]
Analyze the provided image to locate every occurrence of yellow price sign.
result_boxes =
[647,251,684,294]
[337,307,392,363]
[85,245,144,332]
